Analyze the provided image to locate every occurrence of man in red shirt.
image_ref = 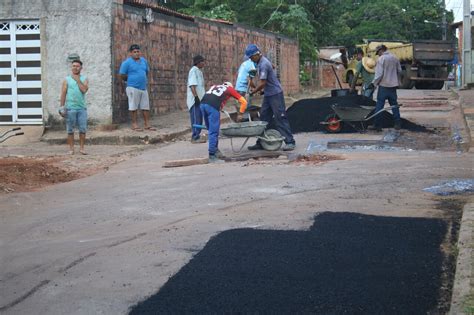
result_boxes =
[200,82,247,162]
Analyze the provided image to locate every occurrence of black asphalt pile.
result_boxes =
[287,96,428,133]
[130,212,448,314]
[287,95,375,133]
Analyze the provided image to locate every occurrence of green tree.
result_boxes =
[163,0,453,63]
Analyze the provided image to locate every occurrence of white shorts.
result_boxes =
[126,86,150,111]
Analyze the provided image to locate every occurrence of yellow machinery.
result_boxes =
[343,40,454,89]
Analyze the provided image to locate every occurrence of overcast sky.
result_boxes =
[446,0,472,22]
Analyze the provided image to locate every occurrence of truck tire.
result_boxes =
[400,69,412,89]
[430,81,445,90]
[415,82,430,90]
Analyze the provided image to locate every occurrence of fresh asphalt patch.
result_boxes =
[130,212,451,314]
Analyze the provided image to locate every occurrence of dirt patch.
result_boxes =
[0,147,147,194]
[434,196,468,313]
[292,154,344,165]
[0,157,79,193]
[394,128,455,151]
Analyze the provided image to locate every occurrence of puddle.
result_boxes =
[423,179,474,196]
[340,145,409,151]
[305,141,327,153]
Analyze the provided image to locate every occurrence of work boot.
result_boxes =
[394,121,401,130]
[191,137,206,144]
[215,150,225,159]
[368,125,382,132]
[209,155,224,164]
[248,142,263,150]
[282,143,296,151]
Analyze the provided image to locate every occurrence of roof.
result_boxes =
[124,0,195,21]
[124,0,233,25]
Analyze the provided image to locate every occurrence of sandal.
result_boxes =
[132,127,143,131]
[144,126,157,131]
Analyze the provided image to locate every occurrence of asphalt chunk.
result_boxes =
[130,212,447,314]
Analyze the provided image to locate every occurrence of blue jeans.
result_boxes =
[200,103,220,155]
[260,92,295,144]
[189,103,203,140]
[66,108,87,134]
[375,86,400,128]
[362,83,375,99]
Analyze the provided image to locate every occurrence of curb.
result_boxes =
[41,128,192,146]
[449,202,474,314]
[452,89,474,150]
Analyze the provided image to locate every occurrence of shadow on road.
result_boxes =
[130,212,447,314]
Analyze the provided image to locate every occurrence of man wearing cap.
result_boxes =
[349,50,376,98]
[187,55,206,143]
[119,44,156,131]
[370,44,402,131]
[245,44,295,151]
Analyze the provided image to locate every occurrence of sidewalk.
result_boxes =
[456,88,474,149]
[41,109,194,145]
[40,92,329,146]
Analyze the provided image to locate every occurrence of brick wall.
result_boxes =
[320,64,349,89]
[112,3,300,123]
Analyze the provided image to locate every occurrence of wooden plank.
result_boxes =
[163,157,209,168]
[224,151,281,162]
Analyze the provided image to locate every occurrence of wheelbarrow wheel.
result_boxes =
[324,114,343,133]
[260,129,283,151]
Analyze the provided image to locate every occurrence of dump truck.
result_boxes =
[343,40,455,90]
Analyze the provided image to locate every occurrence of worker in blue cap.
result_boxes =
[245,44,295,151]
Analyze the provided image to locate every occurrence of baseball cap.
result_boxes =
[245,44,260,58]
[129,44,140,51]
[193,55,205,65]
[375,45,386,54]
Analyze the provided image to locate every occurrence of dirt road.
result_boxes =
[0,90,473,314]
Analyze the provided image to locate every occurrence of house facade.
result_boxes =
[1,0,300,127]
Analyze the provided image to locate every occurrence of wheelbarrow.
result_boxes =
[0,127,24,143]
[220,120,285,153]
[320,103,401,133]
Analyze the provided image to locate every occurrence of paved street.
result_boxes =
[1,90,473,314]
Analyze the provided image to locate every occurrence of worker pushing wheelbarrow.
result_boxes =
[221,117,284,153]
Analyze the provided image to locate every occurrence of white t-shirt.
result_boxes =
[186,66,205,109]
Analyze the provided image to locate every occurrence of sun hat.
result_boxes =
[362,57,376,73]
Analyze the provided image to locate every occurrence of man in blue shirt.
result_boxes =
[235,58,256,96]
[246,44,295,151]
[119,44,156,131]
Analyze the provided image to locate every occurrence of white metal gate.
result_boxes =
[0,20,42,125]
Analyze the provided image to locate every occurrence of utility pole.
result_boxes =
[441,0,447,40]
[462,0,472,87]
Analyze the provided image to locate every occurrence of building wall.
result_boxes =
[112,3,300,123]
[1,0,113,126]
[319,62,349,89]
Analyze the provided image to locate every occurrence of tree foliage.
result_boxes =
[163,0,454,62]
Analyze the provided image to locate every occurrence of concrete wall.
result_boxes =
[1,0,113,126]
[112,3,300,123]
